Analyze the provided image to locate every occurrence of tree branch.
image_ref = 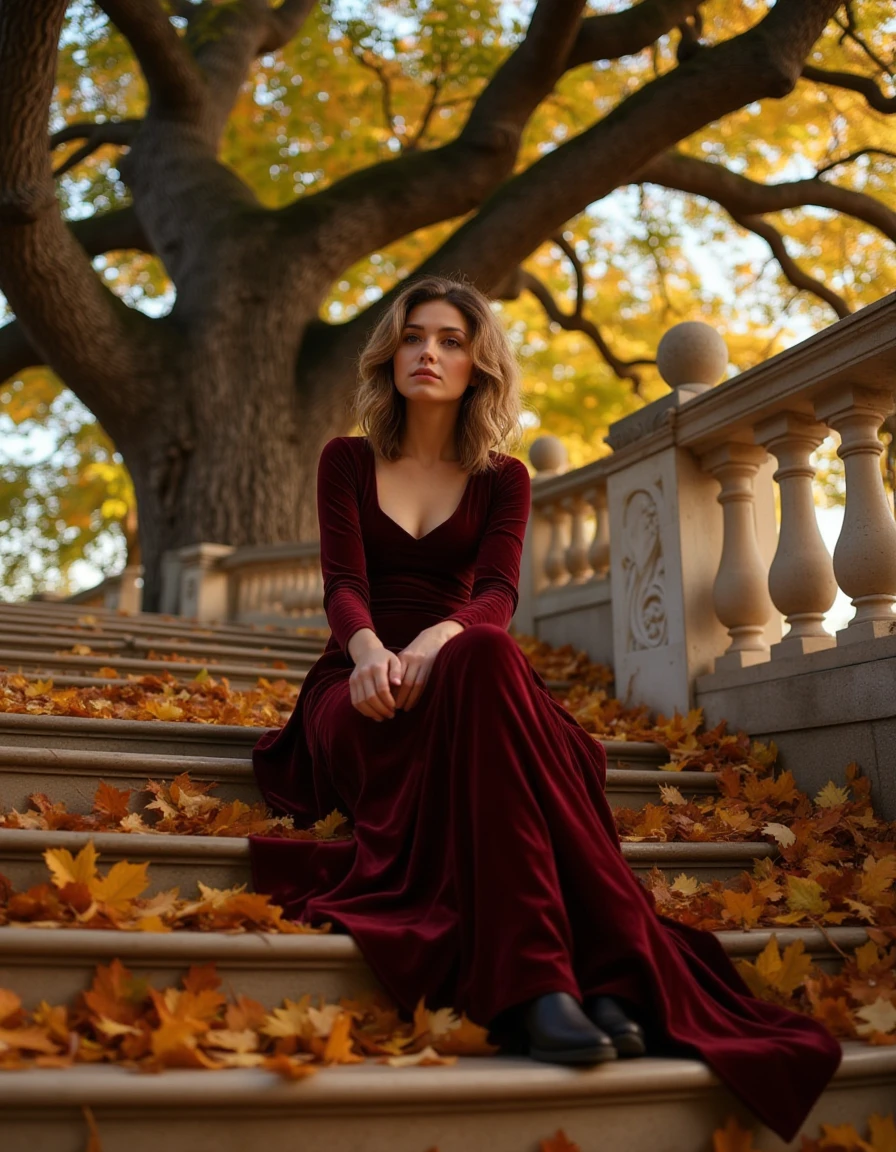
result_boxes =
[275,0,709,278]
[729,212,850,318]
[0,0,160,417]
[832,9,894,80]
[262,0,318,53]
[70,206,154,258]
[634,150,896,243]
[97,1,205,120]
[801,64,896,113]
[517,267,653,391]
[815,147,896,177]
[279,0,709,281]
[567,0,705,69]
[351,48,399,140]
[418,0,843,286]
[50,119,141,178]
[0,319,44,384]
[408,75,447,151]
[308,0,842,375]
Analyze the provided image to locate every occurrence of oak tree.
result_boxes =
[1,0,894,607]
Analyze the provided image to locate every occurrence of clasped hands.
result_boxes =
[348,622,462,722]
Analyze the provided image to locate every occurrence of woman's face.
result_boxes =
[392,299,475,405]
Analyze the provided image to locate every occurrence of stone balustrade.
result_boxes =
[159,541,326,627]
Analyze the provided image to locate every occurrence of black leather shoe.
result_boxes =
[582,993,647,1058]
[524,992,618,1065]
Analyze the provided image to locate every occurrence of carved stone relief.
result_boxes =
[621,482,668,651]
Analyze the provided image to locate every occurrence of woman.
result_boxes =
[250,275,841,1143]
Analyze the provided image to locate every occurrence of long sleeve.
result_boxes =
[317,438,377,658]
[444,455,531,631]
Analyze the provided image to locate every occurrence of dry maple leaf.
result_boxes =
[93,782,132,823]
[92,861,150,910]
[762,822,796,848]
[721,889,764,929]
[260,999,314,1040]
[45,843,99,890]
[540,1133,582,1152]
[0,1023,64,1056]
[261,1053,318,1080]
[434,1015,501,1056]
[854,997,896,1039]
[711,1115,758,1152]
[320,1012,365,1064]
[816,781,851,809]
[379,1044,457,1067]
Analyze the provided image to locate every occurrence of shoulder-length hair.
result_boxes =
[351,275,525,473]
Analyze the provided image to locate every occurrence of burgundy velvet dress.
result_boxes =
[249,434,842,1143]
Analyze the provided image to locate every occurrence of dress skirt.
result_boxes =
[249,436,842,1145]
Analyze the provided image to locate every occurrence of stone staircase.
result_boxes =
[0,602,893,1151]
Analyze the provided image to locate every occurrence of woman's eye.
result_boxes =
[444,338,460,347]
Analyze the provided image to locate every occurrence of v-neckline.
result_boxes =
[364,438,474,543]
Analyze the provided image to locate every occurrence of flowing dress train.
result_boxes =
[249,435,842,1144]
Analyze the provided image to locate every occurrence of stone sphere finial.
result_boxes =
[529,435,568,475]
[657,321,728,390]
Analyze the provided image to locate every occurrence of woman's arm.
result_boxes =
[317,438,379,660]
[443,455,532,631]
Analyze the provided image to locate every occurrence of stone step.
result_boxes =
[0,602,330,648]
[0,713,668,766]
[0,713,266,757]
[0,828,777,894]
[0,746,714,814]
[0,624,325,664]
[0,1043,890,1152]
[0,924,869,1011]
[0,647,310,689]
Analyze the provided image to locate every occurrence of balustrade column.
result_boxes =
[585,485,610,578]
[700,443,774,670]
[543,501,572,586]
[562,494,592,582]
[815,386,896,644]
[176,543,235,622]
[755,412,837,657]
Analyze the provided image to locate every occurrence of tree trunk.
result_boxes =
[117,303,355,612]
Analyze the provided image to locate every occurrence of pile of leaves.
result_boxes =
[0,670,298,728]
[512,632,615,691]
[0,930,895,1079]
[642,848,896,933]
[0,843,331,934]
[617,755,895,848]
[0,958,496,1076]
[709,1114,896,1152]
[0,774,353,841]
[732,928,896,1047]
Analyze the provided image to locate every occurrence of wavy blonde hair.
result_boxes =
[351,275,525,473]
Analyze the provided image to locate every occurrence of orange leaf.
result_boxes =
[540,1132,582,1152]
[0,1026,61,1054]
[322,1013,364,1064]
[0,989,23,1027]
[82,1106,103,1152]
[262,1053,318,1080]
[712,1115,759,1152]
[93,782,132,823]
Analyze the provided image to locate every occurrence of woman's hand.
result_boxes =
[393,621,463,713]
[349,643,404,722]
